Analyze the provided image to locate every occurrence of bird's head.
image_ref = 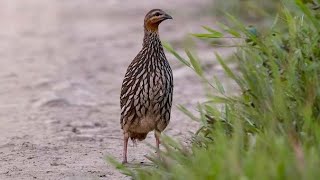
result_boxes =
[144,9,173,33]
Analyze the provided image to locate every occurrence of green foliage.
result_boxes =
[212,0,282,21]
[192,26,224,39]
[110,1,320,179]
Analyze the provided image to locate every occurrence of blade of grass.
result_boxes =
[186,50,203,76]
[163,42,191,67]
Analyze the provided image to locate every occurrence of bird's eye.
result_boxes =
[154,12,161,16]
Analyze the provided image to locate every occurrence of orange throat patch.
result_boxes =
[144,20,160,33]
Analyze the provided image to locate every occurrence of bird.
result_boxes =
[120,9,173,164]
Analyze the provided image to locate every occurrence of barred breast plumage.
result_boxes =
[120,9,173,164]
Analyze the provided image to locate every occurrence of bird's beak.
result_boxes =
[162,13,173,20]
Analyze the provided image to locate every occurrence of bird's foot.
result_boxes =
[132,140,137,147]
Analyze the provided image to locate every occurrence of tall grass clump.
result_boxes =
[110,1,320,179]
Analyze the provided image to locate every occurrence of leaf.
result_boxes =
[283,7,297,40]
[106,156,133,176]
[204,104,221,117]
[163,42,191,67]
[192,33,223,39]
[225,13,246,30]
[215,53,245,91]
[217,22,241,38]
[177,104,199,121]
[186,50,203,76]
[213,75,225,94]
[206,96,231,104]
[270,13,280,30]
[202,26,224,37]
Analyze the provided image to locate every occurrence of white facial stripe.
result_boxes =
[151,10,162,16]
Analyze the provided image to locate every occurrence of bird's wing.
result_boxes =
[120,55,142,127]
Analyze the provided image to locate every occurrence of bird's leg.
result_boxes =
[132,139,137,147]
[122,132,129,164]
[154,130,161,155]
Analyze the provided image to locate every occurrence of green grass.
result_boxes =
[109,1,320,179]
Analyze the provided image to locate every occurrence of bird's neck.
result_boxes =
[142,30,161,47]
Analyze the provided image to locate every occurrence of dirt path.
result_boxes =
[0,0,232,179]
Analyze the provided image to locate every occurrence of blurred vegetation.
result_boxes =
[212,0,282,21]
[109,0,320,179]
[211,0,319,30]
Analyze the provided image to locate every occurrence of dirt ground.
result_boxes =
[0,0,233,179]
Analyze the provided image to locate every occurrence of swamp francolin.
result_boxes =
[120,9,173,164]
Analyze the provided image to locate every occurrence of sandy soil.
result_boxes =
[0,0,234,179]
